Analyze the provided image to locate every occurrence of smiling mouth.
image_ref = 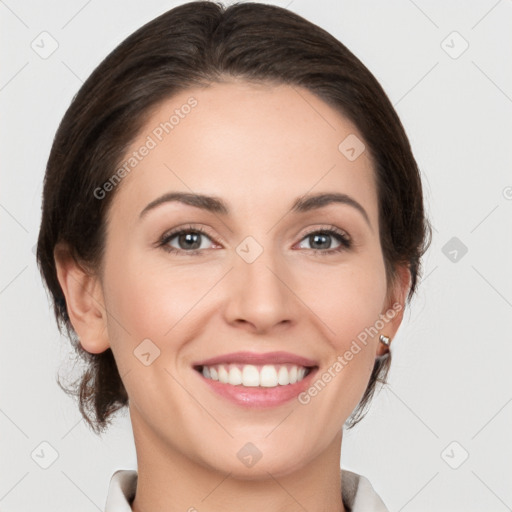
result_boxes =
[193,363,317,388]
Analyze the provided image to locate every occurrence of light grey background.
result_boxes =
[1,1,511,511]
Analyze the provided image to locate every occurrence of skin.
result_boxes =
[55,79,410,512]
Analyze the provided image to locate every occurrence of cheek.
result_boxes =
[104,251,213,337]
[301,254,387,338]
[100,255,210,405]
[300,251,388,392]
[299,265,387,413]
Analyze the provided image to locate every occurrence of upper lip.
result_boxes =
[193,351,318,368]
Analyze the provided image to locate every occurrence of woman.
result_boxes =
[36,2,431,511]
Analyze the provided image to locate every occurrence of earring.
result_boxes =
[379,334,391,346]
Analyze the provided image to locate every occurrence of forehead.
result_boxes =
[109,80,378,225]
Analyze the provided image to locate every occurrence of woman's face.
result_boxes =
[89,80,406,476]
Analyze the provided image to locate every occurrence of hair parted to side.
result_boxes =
[36,1,431,435]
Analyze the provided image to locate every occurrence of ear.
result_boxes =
[375,263,411,357]
[54,242,110,354]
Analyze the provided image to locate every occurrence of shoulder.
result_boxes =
[341,468,389,512]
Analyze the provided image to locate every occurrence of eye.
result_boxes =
[157,224,352,256]
[296,227,351,254]
[158,225,216,255]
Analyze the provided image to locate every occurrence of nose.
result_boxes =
[223,243,296,333]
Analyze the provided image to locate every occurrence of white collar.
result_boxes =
[104,468,389,512]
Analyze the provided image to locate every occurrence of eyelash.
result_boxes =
[157,224,352,256]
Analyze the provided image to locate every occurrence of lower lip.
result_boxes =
[195,367,319,408]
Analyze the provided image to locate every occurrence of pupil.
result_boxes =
[180,232,200,250]
[311,233,330,249]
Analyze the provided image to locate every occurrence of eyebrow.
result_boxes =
[139,191,371,228]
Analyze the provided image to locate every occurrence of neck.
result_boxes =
[129,411,347,512]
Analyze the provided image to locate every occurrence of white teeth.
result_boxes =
[277,366,289,385]
[228,365,242,385]
[218,365,230,384]
[242,365,260,386]
[289,366,298,384]
[260,365,278,387]
[200,363,312,387]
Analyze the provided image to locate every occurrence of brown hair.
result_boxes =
[36,1,431,435]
